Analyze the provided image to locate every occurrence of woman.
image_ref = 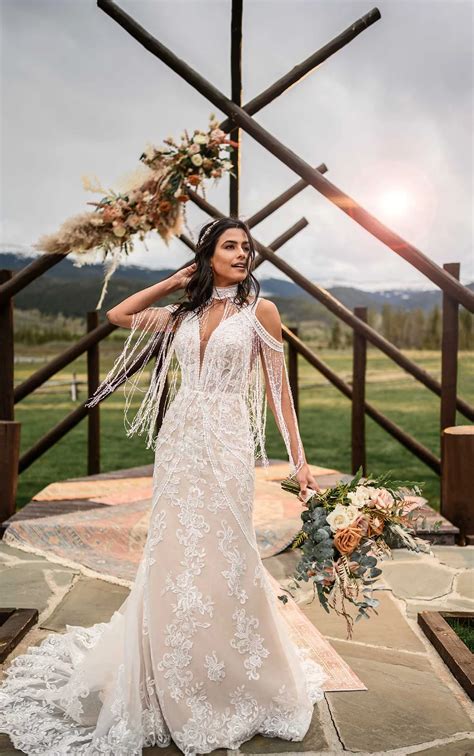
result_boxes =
[0,217,329,755]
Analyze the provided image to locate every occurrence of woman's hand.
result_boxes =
[295,463,322,504]
[171,262,197,291]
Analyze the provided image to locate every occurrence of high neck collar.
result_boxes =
[211,283,239,300]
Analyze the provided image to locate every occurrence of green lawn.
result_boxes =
[11,342,473,512]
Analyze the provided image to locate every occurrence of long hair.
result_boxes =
[171,217,260,320]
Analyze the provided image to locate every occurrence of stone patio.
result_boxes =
[0,540,472,755]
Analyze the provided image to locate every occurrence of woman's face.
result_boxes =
[210,227,251,286]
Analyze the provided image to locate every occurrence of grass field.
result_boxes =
[11,340,473,513]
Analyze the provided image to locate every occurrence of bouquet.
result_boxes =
[278,467,440,639]
[34,113,238,308]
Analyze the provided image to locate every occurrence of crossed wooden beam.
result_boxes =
[98,0,474,314]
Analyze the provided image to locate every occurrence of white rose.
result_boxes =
[193,133,209,145]
[191,154,203,166]
[326,504,360,533]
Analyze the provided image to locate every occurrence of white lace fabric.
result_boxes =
[0,284,327,755]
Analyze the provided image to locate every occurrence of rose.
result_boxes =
[326,503,360,533]
[333,525,363,555]
[193,133,209,145]
[188,143,201,155]
[158,201,171,212]
[347,484,378,509]
[190,154,203,167]
[370,488,395,512]
[353,514,370,536]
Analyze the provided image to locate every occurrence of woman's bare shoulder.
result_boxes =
[249,297,282,340]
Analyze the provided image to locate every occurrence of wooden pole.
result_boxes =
[229,0,242,217]
[87,312,100,475]
[441,426,474,544]
[0,270,14,420]
[352,306,367,475]
[287,326,299,420]
[0,270,20,525]
[440,263,460,432]
[0,422,21,526]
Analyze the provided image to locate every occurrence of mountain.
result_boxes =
[1,252,472,319]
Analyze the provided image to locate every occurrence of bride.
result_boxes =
[0,217,329,755]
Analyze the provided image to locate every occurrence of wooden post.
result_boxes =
[229,0,242,217]
[287,326,299,420]
[0,422,21,527]
[441,263,460,432]
[440,263,460,512]
[0,271,14,421]
[352,306,367,475]
[0,270,20,525]
[441,426,474,544]
[87,311,100,475]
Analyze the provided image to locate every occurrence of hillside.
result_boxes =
[1,251,472,320]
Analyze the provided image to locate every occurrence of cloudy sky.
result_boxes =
[1,0,472,290]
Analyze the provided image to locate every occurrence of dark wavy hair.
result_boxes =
[171,217,260,321]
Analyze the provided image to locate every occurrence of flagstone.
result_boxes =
[325,641,473,752]
[405,596,474,620]
[299,588,425,653]
[413,738,474,754]
[40,577,130,631]
[379,560,456,600]
[431,545,474,570]
[453,570,474,601]
[0,563,75,614]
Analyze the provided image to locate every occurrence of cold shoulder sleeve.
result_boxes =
[84,303,180,449]
[245,299,306,479]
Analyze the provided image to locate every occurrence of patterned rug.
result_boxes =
[8,462,346,571]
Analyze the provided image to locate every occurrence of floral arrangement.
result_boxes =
[33,113,238,308]
[278,468,440,639]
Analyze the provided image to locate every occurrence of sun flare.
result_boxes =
[378,188,410,219]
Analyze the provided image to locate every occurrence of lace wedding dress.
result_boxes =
[0,283,329,755]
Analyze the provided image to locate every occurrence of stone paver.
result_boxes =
[454,570,474,600]
[380,558,456,599]
[326,640,473,753]
[413,738,474,754]
[0,563,75,614]
[432,545,474,570]
[40,576,130,631]
[405,596,474,620]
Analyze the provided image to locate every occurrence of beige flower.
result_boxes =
[193,133,209,145]
[210,128,226,140]
[191,154,203,167]
[188,143,201,155]
[326,504,360,533]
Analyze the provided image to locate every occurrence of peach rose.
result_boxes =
[187,174,202,186]
[333,525,363,555]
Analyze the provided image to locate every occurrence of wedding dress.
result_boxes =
[0,283,329,755]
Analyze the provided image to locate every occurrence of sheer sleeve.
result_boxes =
[84,304,180,449]
[247,301,306,479]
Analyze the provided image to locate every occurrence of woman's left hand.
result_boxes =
[295,463,322,504]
